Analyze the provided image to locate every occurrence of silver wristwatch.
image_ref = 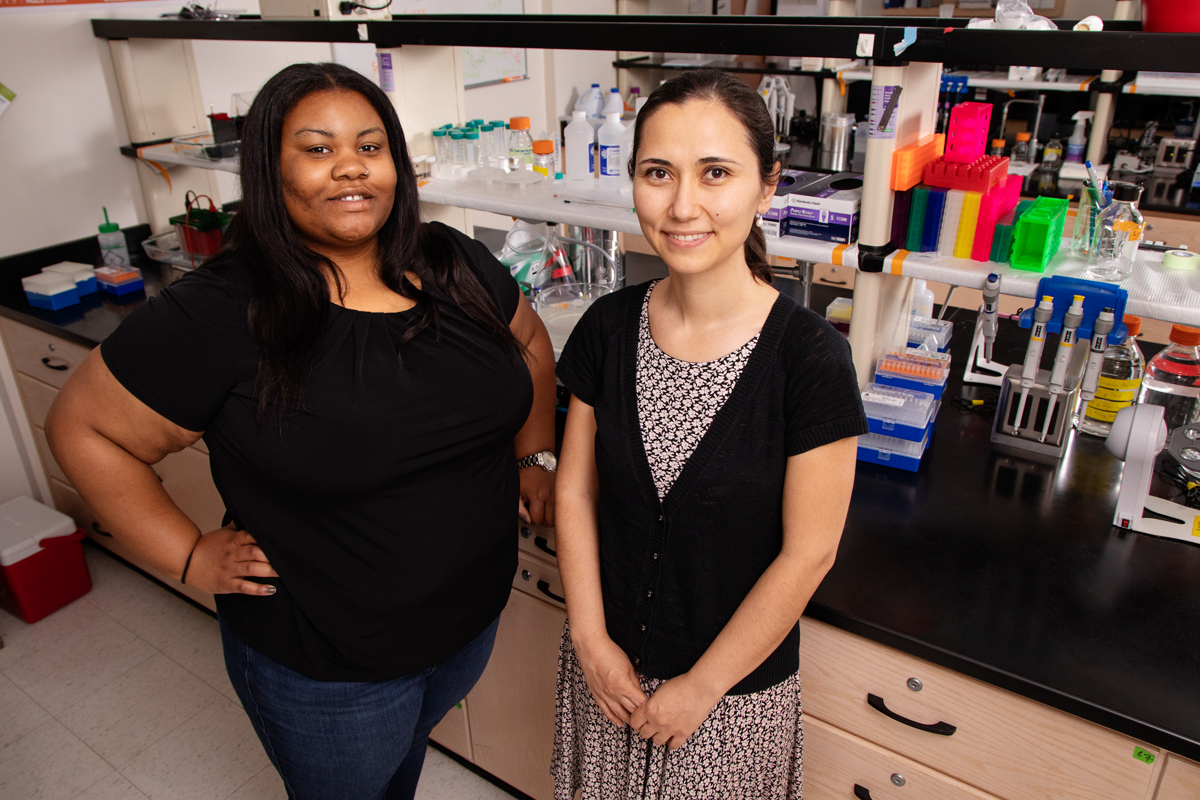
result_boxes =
[516,450,558,472]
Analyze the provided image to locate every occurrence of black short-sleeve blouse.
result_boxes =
[101,223,533,681]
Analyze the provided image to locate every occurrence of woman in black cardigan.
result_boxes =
[551,69,868,799]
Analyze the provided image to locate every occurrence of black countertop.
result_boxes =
[2,239,1197,761]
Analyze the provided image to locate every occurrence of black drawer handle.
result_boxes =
[853,786,872,800]
[868,693,957,736]
[91,521,113,537]
[41,357,69,371]
[536,580,565,603]
[534,536,557,557]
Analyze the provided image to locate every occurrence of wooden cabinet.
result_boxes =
[798,618,1159,800]
[465,585,566,800]
[0,317,221,611]
[1156,755,1200,800]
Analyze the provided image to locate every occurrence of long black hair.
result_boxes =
[628,69,779,284]
[208,62,521,423]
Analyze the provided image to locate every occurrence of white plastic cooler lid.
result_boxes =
[0,496,77,566]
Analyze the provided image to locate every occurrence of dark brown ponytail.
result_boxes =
[629,69,780,285]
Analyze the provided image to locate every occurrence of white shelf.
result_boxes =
[841,69,1099,93]
[131,142,240,174]
[417,179,857,266]
[885,241,1200,327]
[1123,83,1200,97]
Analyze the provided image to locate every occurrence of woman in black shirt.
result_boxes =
[551,70,867,798]
[47,63,557,799]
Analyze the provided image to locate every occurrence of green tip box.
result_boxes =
[990,199,1035,263]
[1010,196,1069,272]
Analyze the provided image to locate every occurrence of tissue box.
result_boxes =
[22,273,80,311]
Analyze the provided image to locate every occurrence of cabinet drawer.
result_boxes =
[513,551,565,610]
[47,478,217,613]
[797,618,1157,800]
[1,318,92,389]
[1156,754,1200,800]
[16,373,57,429]
[32,426,68,485]
[518,522,557,564]
[804,716,999,800]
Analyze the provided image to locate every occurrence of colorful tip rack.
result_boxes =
[890,133,946,192]
[945,102,992,163]
[1011,196,1069,273]
[923,155,1010,194]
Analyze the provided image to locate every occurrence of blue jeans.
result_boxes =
[221,616,499,800]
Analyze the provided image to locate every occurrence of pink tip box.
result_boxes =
[945,102,993,164]
[971,174,1022,262]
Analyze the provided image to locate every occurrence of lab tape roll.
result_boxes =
[1162,250,1199,271]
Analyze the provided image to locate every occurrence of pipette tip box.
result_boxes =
[857,430,929,472]
[908,316,953,351]
[22,274,80,311]
[95,266,144,296]
[874,347,951,399]
[1011,196,1069,273]
[861,382,937,442]
[825,297,852,334]
[42,262,97,296]
[921,187,948,252]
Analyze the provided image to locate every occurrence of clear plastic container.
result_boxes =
[564,110,595,183]
[1088,181,1144,282]
[464,130,482,169]
[433,128,451,168]
[598,112,626,190]
[825,297,852,334]
[1076,314,1146,437]
[97,208,130,267]
[857,431,928,472]
[1138,323,1200,443]
[535,282,614,355]
[908,316,953,351]
[508,117,534,171]
[1041,137,1063,171]
[449,129,466,167]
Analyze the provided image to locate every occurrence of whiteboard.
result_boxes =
[391,0,528,88]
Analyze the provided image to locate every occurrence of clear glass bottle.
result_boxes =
[1076,314,1146,437]
[1138,323,1200,443]
[989,138,1006,157]
[1088,181,1144,282]
[1041,136,1063,171]
[531,139,556,179]
[508,116,534,171]
[1012,132,1031,164]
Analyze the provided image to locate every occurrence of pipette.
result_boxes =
[1040,294,1085,443]
[981,273,1001,362]
[1013,295,1055,434]
[1080,307,1115,403]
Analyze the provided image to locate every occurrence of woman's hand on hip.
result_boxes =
[630,673,721,750]
[519,466,556,526]
[573,632,647,727]
[184,523,279,596]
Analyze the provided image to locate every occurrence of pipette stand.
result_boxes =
[991,365,1079,461]
[1108,407,1200,545]
[963,309,1007,387]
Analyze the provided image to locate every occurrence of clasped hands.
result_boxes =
[574,632,721,750]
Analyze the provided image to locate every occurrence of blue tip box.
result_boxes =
[857,431,928,472]
[42,262,97,297]
[21,274,80,311]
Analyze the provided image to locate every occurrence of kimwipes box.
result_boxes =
[764,172,862,244]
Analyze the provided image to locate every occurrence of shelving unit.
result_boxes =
[119,142,240,174]
[613,55,830,78]
[841,68,1102,93]
[93,13,1200,386]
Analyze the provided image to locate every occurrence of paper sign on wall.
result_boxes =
[0,82,13,120]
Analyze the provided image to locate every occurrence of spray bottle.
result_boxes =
[1066,111,1094,163]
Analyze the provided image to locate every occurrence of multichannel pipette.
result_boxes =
[1013,295,1055,434]
[1080,307,1115,403]
[982,273,1001,362]
[1040,295,1085,442]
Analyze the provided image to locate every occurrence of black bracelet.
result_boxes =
[180,537,201,585]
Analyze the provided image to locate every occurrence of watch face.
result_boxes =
[542,451,558,471]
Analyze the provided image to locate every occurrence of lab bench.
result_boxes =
[1,229,1197,799]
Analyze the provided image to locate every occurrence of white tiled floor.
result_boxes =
[0,543,520,800]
